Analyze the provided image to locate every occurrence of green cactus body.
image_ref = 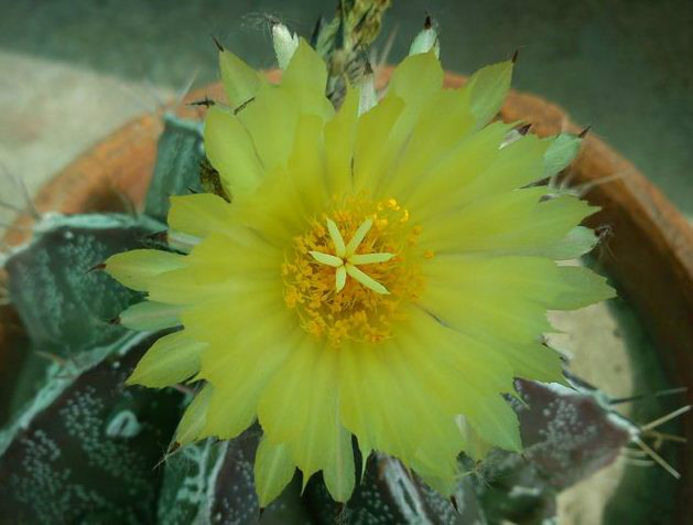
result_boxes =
[0,332,182,523]
[4,213,164,356]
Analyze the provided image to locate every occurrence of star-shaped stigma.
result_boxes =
[309,218,394,294]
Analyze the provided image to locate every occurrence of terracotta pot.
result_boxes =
[2,68,691,516]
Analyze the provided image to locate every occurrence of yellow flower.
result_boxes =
[105,40,613,505]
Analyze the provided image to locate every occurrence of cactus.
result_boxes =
[0,3,681,523]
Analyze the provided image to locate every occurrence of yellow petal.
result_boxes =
[280,39,334,119]
[257,337,320,445]
[324,86,359,194]
[145,231,281,305]
[352,95,405,192]
[519,225,599,260]
[547,264,615,309]
[464,60,513,128]
[286,113,329,213]
[187,233,281,278]
[175,383,213,445]
[459,132,550,203]
[145,268,239,305]
[384,66,517,203]
[494,341,565,383]
[127,330,205,388]
[377,342,467,480]
[254,438,296,508]
[219,48,264,107]
[339,324,498,485]
[397,121,510,216]
[181,285,289,348]
[105,249,186,291]
[204,107,264,197]
[423,279,552,344]
[322,424,356,503]
[405,310,521,451]
[358,54,443,195]
[419,255,612,381]
[258,339,354,497]
[424,254,613,312]
[168,193,234,239]
[338,343,421,461]
[419,187,597,255]
[238,84,298,173]
[119,300,183,331]
[387,51,444,127]
[192,305,297,439]
[382,88,476,198]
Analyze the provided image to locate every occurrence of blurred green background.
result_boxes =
[0,0,691,215]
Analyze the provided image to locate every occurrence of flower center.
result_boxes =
[282,197,427,347]
[309,217,394,295]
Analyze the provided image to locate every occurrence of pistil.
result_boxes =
[309,218,393,294]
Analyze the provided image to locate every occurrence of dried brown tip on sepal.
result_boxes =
[424,14,433,29]
[87,262,106,273]
[516,123,532,135]
[211,34,224,52]
[108,316,121,326]
[578,125,592,138]
[171,383,196,396]
[449,496,460,513]
[336,502,346,518]
[511,49,519,63]
[258,507,265,519]
[146,230,168,243]
[363,59,374,75]
[188,96,216,108]
[34,350,67,366]
[310,16,323,47]
[234,96,256,115]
